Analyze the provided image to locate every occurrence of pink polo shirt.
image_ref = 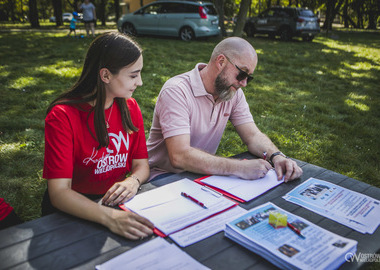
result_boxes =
[147,63,254,180]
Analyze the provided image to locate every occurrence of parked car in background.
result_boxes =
[117,0,220,41]
[49,12,83,22]
[244,7,320,41]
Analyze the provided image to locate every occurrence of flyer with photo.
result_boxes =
[225,202,357,270]
[283,178,380,234]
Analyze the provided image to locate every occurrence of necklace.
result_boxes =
[106,103,114,129]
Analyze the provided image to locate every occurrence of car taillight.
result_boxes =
[199,6,207,19]
[297,18,305,23]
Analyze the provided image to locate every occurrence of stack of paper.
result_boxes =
[195,169,283,202]
[283,178,380,234]
[121,178,239,246]
[225,202,357,270]
[96,237,209,270]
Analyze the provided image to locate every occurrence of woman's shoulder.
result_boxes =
[126,98,140,110]
[47,103,91,120]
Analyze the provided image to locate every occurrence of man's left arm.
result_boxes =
[235,122,303,182]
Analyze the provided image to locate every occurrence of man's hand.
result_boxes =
[272,156,303,182]
[234,159,273,180]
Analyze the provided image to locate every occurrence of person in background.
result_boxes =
[78,0,96,37]
[42,32,154,240]
[67,12,78,37]
[147,37,303,182]
[0,198,22,230]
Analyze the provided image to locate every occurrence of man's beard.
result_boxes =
[214,71,236,101]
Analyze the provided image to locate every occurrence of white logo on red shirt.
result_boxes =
[83,131,129,174]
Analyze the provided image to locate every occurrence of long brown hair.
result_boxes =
[47,32,141,148]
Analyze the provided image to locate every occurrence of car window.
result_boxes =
[161,3,196,13]
[277,10,289,17]
[299,9,315,17]
[203,4,218,15]
[142,4,162,15]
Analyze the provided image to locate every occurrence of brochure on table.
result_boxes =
[283,178,380,234]
[121,178,238,244]
[96,237,210,270]
[225,202,357,270]
[195,169,283,202]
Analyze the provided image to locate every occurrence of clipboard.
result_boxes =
[120,179,239,238]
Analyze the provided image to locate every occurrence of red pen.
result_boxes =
[181,192,207,209]
[263,151,267,161]
[287,222,305,238]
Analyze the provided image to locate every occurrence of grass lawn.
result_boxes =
[0,28,379,222]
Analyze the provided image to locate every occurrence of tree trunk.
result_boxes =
[115,0,120,22]
[52,0,63,26]
[215,0,226,36]
[99,0,106,26]
[233,0,250,37]
[343,0,348,28]
[29,0,40,28]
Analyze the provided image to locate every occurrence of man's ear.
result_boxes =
[215,54,227,71]
[99,68,111,83]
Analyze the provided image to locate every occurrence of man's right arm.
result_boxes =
[165,134,272,179]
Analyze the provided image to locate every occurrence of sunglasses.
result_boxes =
[225,56,254,84]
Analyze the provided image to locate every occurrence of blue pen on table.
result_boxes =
[181,192,207,209]
[287,222,306,239]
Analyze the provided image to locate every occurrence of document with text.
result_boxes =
[225,202,357,270]
[121,179,238,240]
[96,237,210,270]
[283,178,380,234]
[196,169,283,202]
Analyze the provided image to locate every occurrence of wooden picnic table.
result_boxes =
[0,152,379,269]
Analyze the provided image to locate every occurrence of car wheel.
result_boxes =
[122,23,137,36]
[280,27,292,41]
[302,36,314,42]
[179,27,195,41]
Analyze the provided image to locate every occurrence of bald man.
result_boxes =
[147,37,302,182]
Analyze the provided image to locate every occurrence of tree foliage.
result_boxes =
[0,0,378,32]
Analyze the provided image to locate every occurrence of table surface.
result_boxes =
[1,152,379,270]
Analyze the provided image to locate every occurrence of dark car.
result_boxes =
[244,7,320,41]
[117,0,220,41]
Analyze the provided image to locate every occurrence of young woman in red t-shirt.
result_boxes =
[42,32,154,240]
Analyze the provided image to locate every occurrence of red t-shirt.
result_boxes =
[43,98,148,195]
[0,198,13,221]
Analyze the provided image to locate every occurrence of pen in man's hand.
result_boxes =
[263,151,267,161]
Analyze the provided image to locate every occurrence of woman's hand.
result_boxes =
[102,177,140,206]
[105,209,154,240]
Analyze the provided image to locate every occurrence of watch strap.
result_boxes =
[269,151,287,165]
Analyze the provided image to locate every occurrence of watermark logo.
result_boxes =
[345,252,380,263]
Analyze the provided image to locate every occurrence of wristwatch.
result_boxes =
[269,151,287,165]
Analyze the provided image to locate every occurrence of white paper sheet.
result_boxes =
[283,178,380,234]
[96,237,210,270]
[170,206,247,247]
[225,202,358,270]
[201,169,283,201]
[122,178,237,236]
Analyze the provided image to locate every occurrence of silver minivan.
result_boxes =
[117,0,220,41]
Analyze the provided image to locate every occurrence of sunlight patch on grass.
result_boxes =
[42,90,56,96]
[344,99,369,111]
[0,65,10,77]
[36,62,81,78]
[0,142,22,153]
[9,76,38,89]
